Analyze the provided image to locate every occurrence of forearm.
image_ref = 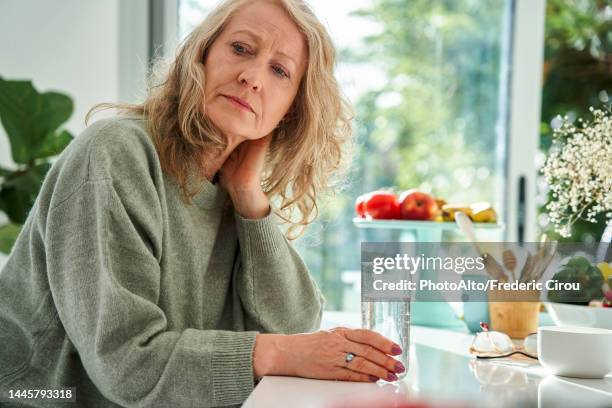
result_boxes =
[234,207,325,334]
[250,259,323,326]
[238,245,324,333]
[52,288,259,407]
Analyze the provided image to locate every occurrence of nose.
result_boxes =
[237,65,263,92]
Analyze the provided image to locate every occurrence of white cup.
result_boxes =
[538,326,612,379]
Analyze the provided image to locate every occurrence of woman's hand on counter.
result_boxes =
[253,328,405,382]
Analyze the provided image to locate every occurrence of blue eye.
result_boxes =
[232,42,248,54]
[272,65,289,78]
[232,42,289,79]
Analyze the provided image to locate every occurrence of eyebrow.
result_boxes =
[230,29,299,68]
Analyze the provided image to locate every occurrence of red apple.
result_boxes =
[355,194,369,218]
[364,191,400,220]
[398,190,438,220]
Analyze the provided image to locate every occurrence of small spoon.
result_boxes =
[502,249,518,282]
[455,211,481,254]
[455,212,507,282]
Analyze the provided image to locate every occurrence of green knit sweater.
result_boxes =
[0,116,325,407]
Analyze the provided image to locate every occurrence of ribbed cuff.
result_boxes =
[234,210,287,259]
[211,330,258,406]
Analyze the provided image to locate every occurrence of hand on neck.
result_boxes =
[202,134,244,183]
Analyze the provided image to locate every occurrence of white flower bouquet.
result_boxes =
[542,107,612,237]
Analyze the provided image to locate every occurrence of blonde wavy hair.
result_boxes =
[87,0,353,239]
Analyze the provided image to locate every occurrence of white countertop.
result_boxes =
[243,311,612,408]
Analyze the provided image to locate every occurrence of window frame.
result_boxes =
[505,0,546,243]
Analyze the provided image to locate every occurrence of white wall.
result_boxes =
[0,0,149,264]
[0,0,149,170]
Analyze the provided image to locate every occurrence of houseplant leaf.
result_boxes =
[547,256,604,304]
[0,187,31,224]
[33,129,73,159]
[0,167,12,177]
[0,77,73,164]
[0,223,22,254]
[0,163,51,223]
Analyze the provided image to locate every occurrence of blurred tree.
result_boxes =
[347,0,508,204]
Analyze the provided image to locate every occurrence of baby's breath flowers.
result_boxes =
[542,107,612,237]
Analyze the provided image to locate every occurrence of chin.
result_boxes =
[207,109,253,138]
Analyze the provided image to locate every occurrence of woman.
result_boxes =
[0,0,405,407]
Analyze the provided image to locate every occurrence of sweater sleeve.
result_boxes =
[45,178,257,408]
[233,210,326,334]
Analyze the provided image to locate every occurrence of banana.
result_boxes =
[441,204,472,222]
[470,202,497,223]
[440,202,497,223]
[471,208,497,223]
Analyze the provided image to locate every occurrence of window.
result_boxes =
[178,0,212,40]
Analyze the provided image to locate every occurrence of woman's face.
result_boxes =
[203,1,308,143]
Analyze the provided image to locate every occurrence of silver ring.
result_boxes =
[345,352,356,363]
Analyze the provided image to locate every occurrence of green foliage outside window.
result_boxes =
[298,0,510,310]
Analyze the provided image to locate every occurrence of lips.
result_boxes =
[222,94,254,113]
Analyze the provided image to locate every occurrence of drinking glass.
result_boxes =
[361,300,411,379]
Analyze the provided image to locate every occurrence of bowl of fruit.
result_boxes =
[545,259,612,329]
[354,189,498,223]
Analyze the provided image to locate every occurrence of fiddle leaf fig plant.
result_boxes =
[0,77,74,254]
